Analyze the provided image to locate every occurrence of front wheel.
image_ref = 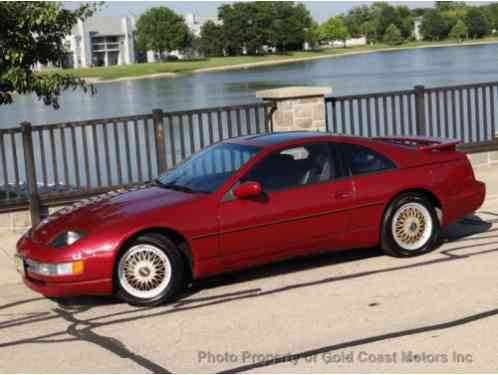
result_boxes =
[381,194,440,257]
[115,233,185,306]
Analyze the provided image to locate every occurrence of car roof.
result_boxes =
[225,131,339,147]
[222,131,440,169]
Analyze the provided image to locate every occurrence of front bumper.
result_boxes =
[16,235,113,298]
[21,275,112,298]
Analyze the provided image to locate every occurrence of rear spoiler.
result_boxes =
[374,136,460,152]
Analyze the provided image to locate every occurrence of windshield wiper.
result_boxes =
[153,179,210,194]
[163,184,195,193]
[154,180,195,193]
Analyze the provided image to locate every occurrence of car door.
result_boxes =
[217,149,281,269]
[219,141,355,264]
[340,142,398,248]
[264,142,354,255]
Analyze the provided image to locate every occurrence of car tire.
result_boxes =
[381,193,440,257]
[115,233,186,306]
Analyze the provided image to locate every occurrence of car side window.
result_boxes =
[241,142,343,192]
[343,143,396,176]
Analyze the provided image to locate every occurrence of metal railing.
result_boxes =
[0,102,274,220]
[325,81,498,144]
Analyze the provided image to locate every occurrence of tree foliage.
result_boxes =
[343,5,372,38]
[305,20,322,49]
[434,2,467,13]
[199,21,224,57]
[269,3,312,52]
[0,2,97,108]
[374,2,402,37]
[136,7,191,55]
[416,3,494,41]
[420,9,449,40]
[218,2,312,55]
[383,23,402,45]
[320,16,349,43]
[449,19,468,41]
[342,3,413,43]
[218,3,271,55]
[482,3,498,31]
[465,7,490,39]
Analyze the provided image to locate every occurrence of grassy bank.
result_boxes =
[52,36,498,82]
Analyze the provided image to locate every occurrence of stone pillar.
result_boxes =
[256,86,331,132]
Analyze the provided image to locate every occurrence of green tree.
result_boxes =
[343,5,373,37]
[269,2,312,52]
[218,2,313,55]
[400,15,414,40]
[135,7,191,58]
[449,19,468,42]
[0,2,96,108]
[373,2,401,37]
[464,7,490,38]
[420,9,449,40]
[320,16,349,44]
[199,21,224,57]
[397,6,414,39]
[444,6,468,31]
[362,2,412,41]
[482,3,498,31]
[218,2,272,55]
[435,2,467,13]
[305,20,322,49]
[218,4,245,55]
[360,20,378,43]
[383,23,402,45]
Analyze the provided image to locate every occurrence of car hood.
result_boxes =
[31,185,202,245]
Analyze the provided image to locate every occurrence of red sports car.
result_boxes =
[16,132,485,306]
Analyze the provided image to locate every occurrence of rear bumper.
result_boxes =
[445,180,486,225]
[465,180,486,214]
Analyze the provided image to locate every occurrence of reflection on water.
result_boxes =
[2,43,498,128]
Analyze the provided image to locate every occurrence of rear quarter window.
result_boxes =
[343,143,397,176]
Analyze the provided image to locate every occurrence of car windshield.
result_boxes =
[156,143,261,193]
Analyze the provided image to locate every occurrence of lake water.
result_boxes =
[2,43,498,128]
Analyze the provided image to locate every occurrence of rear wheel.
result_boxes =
[115,233,185,306]
[381,194,439,257]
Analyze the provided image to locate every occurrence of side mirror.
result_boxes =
[233,181,262,199]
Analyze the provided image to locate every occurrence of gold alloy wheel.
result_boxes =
[118,244,172,300]
[391,202,433,251]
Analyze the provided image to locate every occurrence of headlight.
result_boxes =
[26,259,84,276]
[50,231,86,248]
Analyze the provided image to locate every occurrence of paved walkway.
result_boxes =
[0,168,497,372]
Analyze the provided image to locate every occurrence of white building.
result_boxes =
[322,36,367,49]
[413,17,423,41]
[34,12,220,69]
[69,16,136,68]
[184,13,219,37]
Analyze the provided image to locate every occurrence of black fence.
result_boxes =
[3,80,498,223]
[325,81,498,144]
[0,102,274,219]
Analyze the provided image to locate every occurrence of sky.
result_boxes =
[68,1,437,23]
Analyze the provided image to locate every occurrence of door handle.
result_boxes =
[335,190,353,200]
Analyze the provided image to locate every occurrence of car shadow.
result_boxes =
[54,213,493,309]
